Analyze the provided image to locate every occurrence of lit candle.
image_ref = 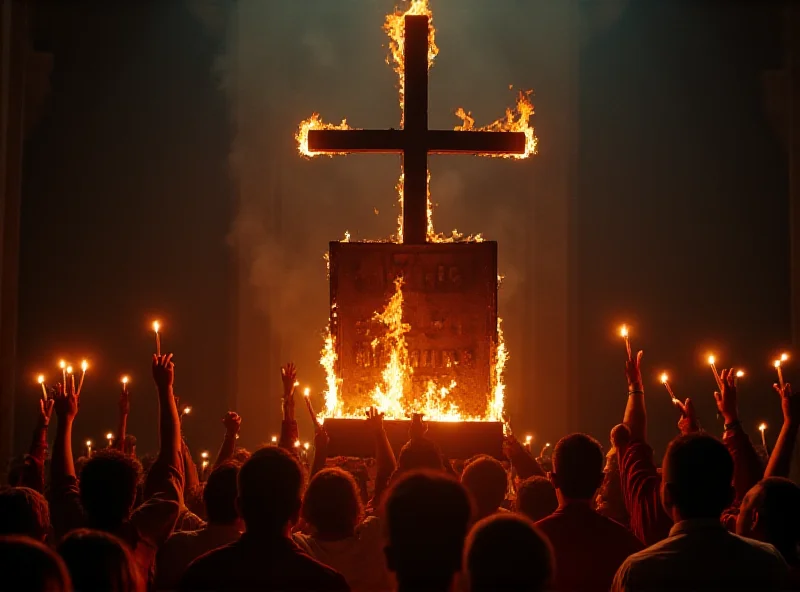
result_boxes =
[181,406,192,420]
[76,360,88,396]
[525,434,533,450]
[759,423,768,455]
[59,360,66,388]
[271,435,278,445]
[153,321,161,356]
[540,442,551,457]
[201,451,209,460]
[708,355,723,391]
[303,387,320,428]
[620,325,632,360]
[37,375,47,400]
[201,459,209,471]
[294,440,301,448]
[85,439,92,457]
[735,370,744,386]
[66,366,75,395]
[303,442,310,451]
[121,376,129,393]
[106,432,114,447]
[660,373,678,404]
[774,360,785,390]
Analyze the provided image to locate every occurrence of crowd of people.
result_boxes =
[1,349,799,591]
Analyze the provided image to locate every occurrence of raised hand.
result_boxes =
[409,412,427,440]
[365,406,385,434]
[119,386,131,416]
[773,382,799,428]
[314,424,330,449]
[714,368,738,424]
[38,398,55,427]
[54,382,78,422]
[625,350,644,393]
[281,363,297,416]
[222,411,241,436]
[676,398,699,435]
[152,354,175,391]
[502,434,524,460]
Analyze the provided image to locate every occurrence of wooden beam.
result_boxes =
[427,130,527,154]
[307,129,404,153]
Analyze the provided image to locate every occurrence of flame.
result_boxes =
[620,325,629,338]
[487,318,507,421]
[660,373,669,384]
[759,422,767,432]
[81,360,88,372]
[708,355,716,366]
[774,359,781,368]
[384,0,437,126]
[37,374,45,384]
[454,90,537,159]
[736,370,745,378]
[153,321,160,333]
[781,353,789,362]
[296,113,354,157]
[321,322,341,417]
[106,432,113,440]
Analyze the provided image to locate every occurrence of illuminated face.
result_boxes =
[735,485,761,538]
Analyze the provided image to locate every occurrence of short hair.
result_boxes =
[662,433,734,519]
[396,438,445,474]
[464,513,553,592]
[516,476,558,522]
[0,487,50,540]
[203,462,240,524]
[58,529,143,592]
[551,433,605,500]
[302,468,364,537]
[0,535,71,592]
[460,456,508,519]
[79,450,142,528]
[383,470,474,587]
[238,447,303,531]
[744,477,800,562]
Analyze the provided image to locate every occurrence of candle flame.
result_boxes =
[153,321,160,333]
[37,374,45,384]
[303,442,310,450]
[106,432,113,440]
[66,366,73,374]
[81,360,88,372]
[545,442,551,448]
[294,440,301,448]
[271,435,278,443]
[620,325,628,338]
[202,460,209,469]
[707,355,716,366]
[59,360,66,369]
[85,440,92,447]
[759,423,767,432]
[774,360,781,368]
[781,353,789,362]
[525,434,532,443]
[293,381,300,388]
[303,387,310,397]
[736,370,745,378]
[201,451,209,459]
[660,373,669,384]
[182,406,191,415]
[121,376,129,385]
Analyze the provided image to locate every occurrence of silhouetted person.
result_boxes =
[464,513,553,592]
[737,477,800,586]
[179,447,349,591]
[536,433,642,591]
[613,433,788,591]
[460,455,508,520]
[0,535,71,592]
[515,476,558,522]
[58,529,144,592]
[156,462,244,590]
[383,470,473,592]
[0,486,50,541]
[295,467,391,592]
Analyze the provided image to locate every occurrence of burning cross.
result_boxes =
[304,14,527,244]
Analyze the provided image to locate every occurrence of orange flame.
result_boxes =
[454,90,537,159]
[296,114,354,157]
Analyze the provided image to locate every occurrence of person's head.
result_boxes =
[395,437,445,474]
[464,514,553,592]
[204,461,242,527]
[550,433,605,502]
[0,536,71,592]
[58,529,143,592]
[737,477,800,565]
[79,449,142,530]
[460,455,508,519]
[0,486,50,541]
[660,433,734,521]
[232,447,251,464]
[383,470,474,591]
[237,446,303,534]
[515,476,558,522]
[302,468,363,540]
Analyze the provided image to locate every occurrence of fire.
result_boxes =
[487,318,507,422]
[384,0,437,126]
[321,316,342,418]
[454,90,538,159]
[296,114,353,157]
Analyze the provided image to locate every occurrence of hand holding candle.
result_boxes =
[153,321,161,356]
[37,375,48,400]
[620,325,632,361]
[303,387,320,429]
[76,360,88,396]
[774,353,789,390]
[708,355,724,391]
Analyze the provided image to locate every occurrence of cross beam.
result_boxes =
[307,15,526,244]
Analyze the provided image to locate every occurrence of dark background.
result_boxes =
[14,0,788,458]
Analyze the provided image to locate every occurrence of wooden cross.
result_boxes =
[307,15,527,244]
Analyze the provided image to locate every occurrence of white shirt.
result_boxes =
[612,519,788,591]
[294,516,393,592]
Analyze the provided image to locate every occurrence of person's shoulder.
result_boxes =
[356,515,382,541]
[594,512,645,548]
[180,541,240,589]
[533,511,561,532]
[728,532,789,564]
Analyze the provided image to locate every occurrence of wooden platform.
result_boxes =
[322,418,505,460]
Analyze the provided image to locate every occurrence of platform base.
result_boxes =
[322,419,504,460]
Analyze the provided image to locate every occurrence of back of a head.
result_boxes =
[516,476,558,522]
[0,487,50,541]
[79,450,142,529]
[0,535,71,592]
[662,433,734,520]
[465,513,553,592]
[58,529,143,592]
[203,461,240,525]
[383,470,474,588]
[460,456,508,519]
[302,467,363,538]
[396,437,445,474]
[740,477,800,563]
[238,446,303,532]
[551,433,605,500]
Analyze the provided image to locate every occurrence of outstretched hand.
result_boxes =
[152,354,175,391]
[222,411,242,436]
[773,382,799,427]
[54,382,78,422]
[714,368,738,424]
[365,406,385,434]
[625,350,644,392]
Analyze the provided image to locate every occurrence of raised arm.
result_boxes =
[765,382,800,478]
[622,350,646,442]
[279,363,299,453]
[19,397,54,492]
[52,382,78,485]
[213,412,241,468]
[366,407,397,504]
[114,386,130,454]
[503,435,545,479]
[310,424,330,477]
